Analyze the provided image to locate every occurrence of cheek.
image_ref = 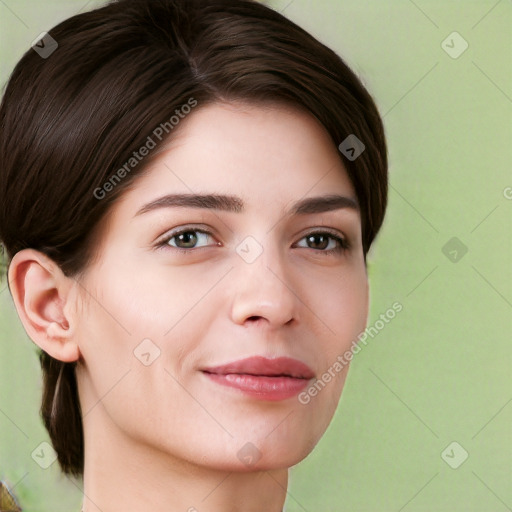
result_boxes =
[73,269,168,410]
[298,267,367,419]
[334,278,368,348]
[310,266,369,356]
[74,263,216,414]
[79,257,200,341]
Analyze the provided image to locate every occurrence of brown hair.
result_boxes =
[0,0,387,476]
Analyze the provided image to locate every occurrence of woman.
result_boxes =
[0,0,387,510]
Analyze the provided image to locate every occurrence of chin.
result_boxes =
[232,435,319,472]
[209,451,312,473]
[176,437,317,474]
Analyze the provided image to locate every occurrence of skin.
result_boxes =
[9,102,369,512]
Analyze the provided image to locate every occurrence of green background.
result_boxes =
[1,0,510,510]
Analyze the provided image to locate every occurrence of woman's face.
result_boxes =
[74,102,369,471]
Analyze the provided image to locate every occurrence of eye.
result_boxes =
[294,231,348,255]
[157,227,219,251]
[155,226,348,255]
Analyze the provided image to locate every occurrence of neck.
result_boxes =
[80,412,288,512]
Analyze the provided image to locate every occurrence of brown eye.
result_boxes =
[174,231,199,248]
[305,234,330,250]
[295,231,347,255]
[157,227,219,251]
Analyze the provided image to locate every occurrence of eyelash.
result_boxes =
[155,226,349,255]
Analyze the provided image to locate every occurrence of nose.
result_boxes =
[230,243,299,329]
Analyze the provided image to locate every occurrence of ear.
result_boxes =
[8,249,80,362]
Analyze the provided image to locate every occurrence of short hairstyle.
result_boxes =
[0,0,387,476]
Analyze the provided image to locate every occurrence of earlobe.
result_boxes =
[8,249,80,362]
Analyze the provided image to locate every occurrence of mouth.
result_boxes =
[201,356,315,401]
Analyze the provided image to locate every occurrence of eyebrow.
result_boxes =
[134,193,359,217]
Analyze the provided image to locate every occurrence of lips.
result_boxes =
[202,356,315,401]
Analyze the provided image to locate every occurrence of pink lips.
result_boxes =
[202,356,315,401]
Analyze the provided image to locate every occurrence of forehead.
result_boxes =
[119,101,355,211]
